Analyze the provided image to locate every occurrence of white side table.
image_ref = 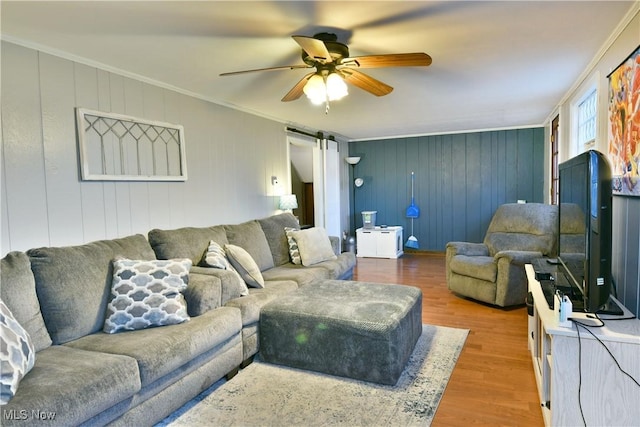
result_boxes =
[356,227,403,258]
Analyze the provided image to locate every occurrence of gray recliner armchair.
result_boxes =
[446,203,558,307]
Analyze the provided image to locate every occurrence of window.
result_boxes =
[577,88,597,150]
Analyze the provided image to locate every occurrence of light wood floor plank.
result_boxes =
[353,253,544,427]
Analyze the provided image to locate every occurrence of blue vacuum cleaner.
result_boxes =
[405,171,420,249]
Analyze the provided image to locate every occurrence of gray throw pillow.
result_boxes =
[103,258,191,334]
[225,244,265,288]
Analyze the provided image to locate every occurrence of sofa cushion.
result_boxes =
[484,203,557,256]
[0,300,36,404]
[0,345,140,427]
[103,258,192,334]
[27,234,157,344]
[308,252,357,279]
[450,255,497,283]
[289,227,337,266]
[66,306,242,387]
[257,213,300,266]
[148,225,228,265]
[0,252,52,352]
[225,244,265,289]
[485,232,556,257]
[284,227,302,265]
[225,280,298,326]
[559,202,586,255]
[224,220,274,271]
[261,264,331,287]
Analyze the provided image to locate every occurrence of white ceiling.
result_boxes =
[1,1,635,141]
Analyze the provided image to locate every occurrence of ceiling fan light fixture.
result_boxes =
[326,72,348,101]
[303,74,327,105]
[303,71,348,106]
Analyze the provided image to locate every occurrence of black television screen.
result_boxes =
[557,150,616,313]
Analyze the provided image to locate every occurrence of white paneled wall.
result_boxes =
[1,41,290,255]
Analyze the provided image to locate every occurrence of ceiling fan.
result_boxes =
[220,32,432,109]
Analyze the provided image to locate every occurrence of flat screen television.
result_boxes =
[557,149,621,314]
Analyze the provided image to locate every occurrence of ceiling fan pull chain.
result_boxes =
[324,74,330,114]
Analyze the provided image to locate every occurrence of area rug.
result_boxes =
[157,324,468,427]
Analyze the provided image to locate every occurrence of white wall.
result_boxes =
[554,5,639,161]
[1,41,292,255]
[545,4,640,314]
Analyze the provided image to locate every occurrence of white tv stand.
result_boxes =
[526,264,640,426]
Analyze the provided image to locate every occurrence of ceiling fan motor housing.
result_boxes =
[301,32,349,65]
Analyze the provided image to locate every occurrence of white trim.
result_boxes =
[348,123,545,142]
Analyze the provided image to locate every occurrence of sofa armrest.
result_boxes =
[183,272,222,317]
[446,241,489,257]
[494,250,543,266]
[494,250,543,307]
[190,266,249,305]
[329,236,340,255]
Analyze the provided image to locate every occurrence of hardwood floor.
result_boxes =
[352,253,544,427]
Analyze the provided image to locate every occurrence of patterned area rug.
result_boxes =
[157,324,468,427]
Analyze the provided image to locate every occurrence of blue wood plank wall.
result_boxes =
[349,127,545,251]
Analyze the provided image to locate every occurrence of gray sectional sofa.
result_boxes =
[0,213,355,426]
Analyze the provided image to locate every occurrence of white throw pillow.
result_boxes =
[289,227,337,267]
[103,258,191,334]
[0,300,36,404]
[225,244,265,288]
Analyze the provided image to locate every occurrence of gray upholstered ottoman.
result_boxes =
[259,279,422,385]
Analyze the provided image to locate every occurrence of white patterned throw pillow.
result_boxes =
[103,258,192,334]
[201,240,232,269]
[284,227,302,265]
[0,300,36,404]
